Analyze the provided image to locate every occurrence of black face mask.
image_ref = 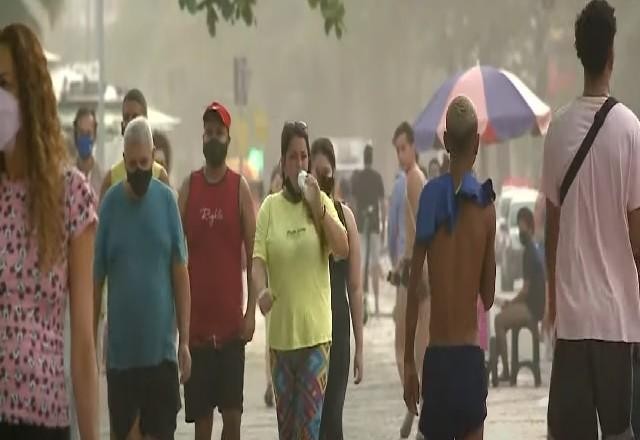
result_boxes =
[284,176,303,203]
[318,174,335,196]
[518,230,530,246]
[127,167,153,197]
[203,138,228,167]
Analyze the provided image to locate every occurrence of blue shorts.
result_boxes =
[419,345,487,439]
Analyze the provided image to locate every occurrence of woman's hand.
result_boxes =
[303,173,323,217]
[353,348,364,384]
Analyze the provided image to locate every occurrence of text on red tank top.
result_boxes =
[186,168,244,346]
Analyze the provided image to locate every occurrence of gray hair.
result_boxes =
[123,116,153,150]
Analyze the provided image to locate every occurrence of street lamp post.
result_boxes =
[96,0,106,166]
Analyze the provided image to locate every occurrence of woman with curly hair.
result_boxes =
[0,24,98,440]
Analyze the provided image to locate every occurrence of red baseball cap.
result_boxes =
[203,101,231,129]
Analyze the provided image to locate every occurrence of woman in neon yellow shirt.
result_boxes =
[252,121,348,440]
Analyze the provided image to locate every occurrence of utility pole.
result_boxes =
[234,56,249,178]
[96,0,106,166]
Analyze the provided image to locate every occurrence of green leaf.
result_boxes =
[178,0,344,39]
[218,0,235,21]
[206,4,218,37]
[179,0,198,14]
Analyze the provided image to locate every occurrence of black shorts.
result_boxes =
[0,423,69,440]
[548,339,634,440]
[107,360,181,440]
[184,340,245,422]
[419,345,487,439]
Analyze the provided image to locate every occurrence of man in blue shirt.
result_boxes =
[388,171,406,267]
[94,117,191,440]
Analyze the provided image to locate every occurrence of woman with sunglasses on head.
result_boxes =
[0,24,98,440]
[252,122,349,440]
[311,138,364,440]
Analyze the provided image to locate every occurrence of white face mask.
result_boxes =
[0,87,20,153]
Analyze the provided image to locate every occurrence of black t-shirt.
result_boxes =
[351,168,384,233]
[523,240,546,321]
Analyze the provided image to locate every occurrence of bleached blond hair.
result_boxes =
[445,95,478,154]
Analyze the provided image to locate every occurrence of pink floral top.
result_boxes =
[0,168,96,427]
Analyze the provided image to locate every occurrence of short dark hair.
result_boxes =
[363,144,373,166]
[122,88,148,117]
[73,107,97,136]
[575,0,616,77]
[392,122,414,145]
[517,207,535,231]
[311,137,337,171]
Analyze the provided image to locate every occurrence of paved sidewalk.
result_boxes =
[99,285,550,439]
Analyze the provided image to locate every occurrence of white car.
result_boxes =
[496,187,539,291]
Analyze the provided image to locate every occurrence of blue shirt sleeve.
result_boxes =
[167,190,187,265]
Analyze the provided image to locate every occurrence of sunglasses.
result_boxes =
[283,120,308,132]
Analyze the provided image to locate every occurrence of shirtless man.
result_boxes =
[392,122,430,439]
[404,96,496,440]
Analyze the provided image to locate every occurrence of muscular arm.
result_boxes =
[252,257,268,298]
[93,279,104,344]
[404,241,428,370]
[544,199,560,325]
[240,177,258,319]
[172,261,190,346]
[177,176,190,227]
[343,205,364,359]
[479,205,496,311]
[313,199,349,259]
[69,224,99,440]
[406,170,423,224]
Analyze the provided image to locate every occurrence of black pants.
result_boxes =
[320,323,350,440]
[0,423,69,440]
[548,339,634,440]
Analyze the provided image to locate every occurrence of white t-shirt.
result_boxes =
[541,96,640,342]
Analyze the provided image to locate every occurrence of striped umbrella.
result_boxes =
[413,65,552,151]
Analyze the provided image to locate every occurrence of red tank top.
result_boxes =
[186,168,243,346]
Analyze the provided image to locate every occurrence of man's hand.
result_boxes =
[241,311,256,342]
[353,349,364,385]
[403,362,420,416]
[258,289,274,316]
[178,343,192,384]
